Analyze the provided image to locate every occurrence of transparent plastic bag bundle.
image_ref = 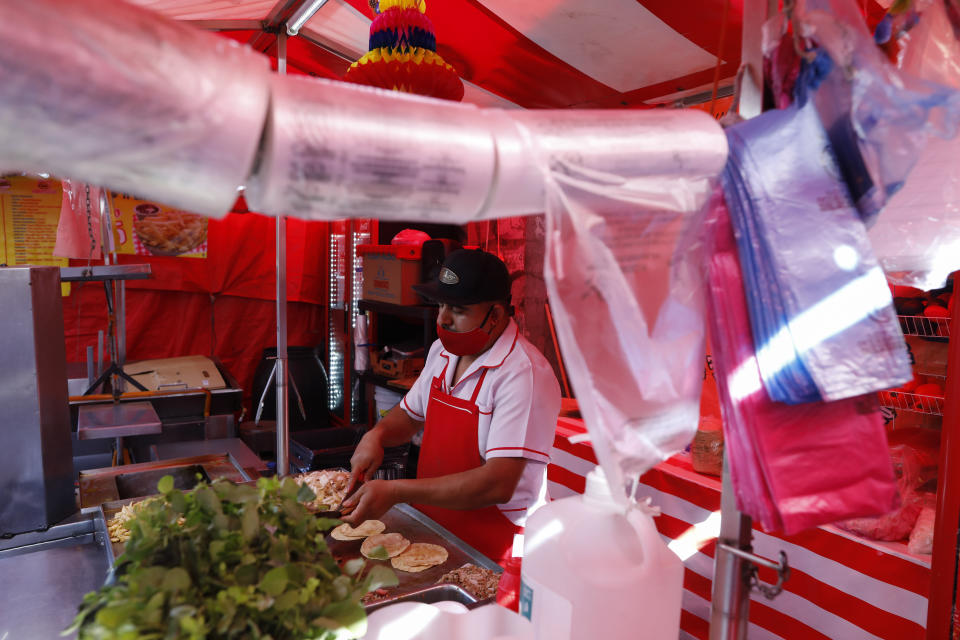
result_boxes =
[535,109,728,497]
[723,93,911,404]
[796,0,960,227]
[867,0,960,289]
[705,196,898,534]
[0,0,271,217]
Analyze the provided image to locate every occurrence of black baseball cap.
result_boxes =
[413,249,511,306]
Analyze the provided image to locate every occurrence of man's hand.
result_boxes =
[346,407,423,495]
[339,479,398,525]
[346,429,384,496]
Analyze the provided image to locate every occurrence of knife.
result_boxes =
[328,473,363,518]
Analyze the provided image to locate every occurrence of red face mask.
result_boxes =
[437,305,495,356]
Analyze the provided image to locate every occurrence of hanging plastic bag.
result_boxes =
[867,0,960,289]
[532,109,728,498]
[705,196,899,534]
[723,89,912,403]
[795,0,960,227]
[54,180,103,260]
[704,192,779,527]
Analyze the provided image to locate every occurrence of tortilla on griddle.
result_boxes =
[391,542,449,572]
[330,519,386,541]
[361,532,411,559]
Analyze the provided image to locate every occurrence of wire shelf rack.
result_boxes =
[899,315,951,338]
[878,390,944,416]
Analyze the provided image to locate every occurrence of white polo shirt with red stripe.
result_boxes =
[401,318,562,526]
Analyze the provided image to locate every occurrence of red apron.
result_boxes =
[415,357,523,566]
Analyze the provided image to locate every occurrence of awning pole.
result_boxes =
[708,0,774,637]
[275,28,290,478]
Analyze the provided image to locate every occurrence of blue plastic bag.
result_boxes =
[722,92,911,403]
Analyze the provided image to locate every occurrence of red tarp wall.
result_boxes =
[63,212,330,415]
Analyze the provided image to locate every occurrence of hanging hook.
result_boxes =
[717,544,791,600]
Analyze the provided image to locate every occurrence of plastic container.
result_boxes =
[520,468,683,640]
[374,385,404,418]
[496,557,522,612]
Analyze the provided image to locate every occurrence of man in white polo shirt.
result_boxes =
[342,248,561,564]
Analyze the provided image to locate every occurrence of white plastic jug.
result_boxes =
[520,467,683,640]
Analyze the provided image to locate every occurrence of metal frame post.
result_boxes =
[709,0,774,637]
[711,454,754,640]
[270,0,330,475]
[275,28,290,477]
[927,270,960,639]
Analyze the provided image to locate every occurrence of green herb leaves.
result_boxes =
[66,476,393,639]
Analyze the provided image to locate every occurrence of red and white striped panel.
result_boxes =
[548,419,931,640]
[134,0,893,109]
[135,0,743,107]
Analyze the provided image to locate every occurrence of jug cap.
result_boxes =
[584,466,616,503]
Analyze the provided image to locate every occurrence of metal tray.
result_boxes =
[79,453,250,509]
[326,503,502,610]
[364,584,480,613]
[97,496,145,575]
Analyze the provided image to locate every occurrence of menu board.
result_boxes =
[0,176,69,293]
[110,193,208,259]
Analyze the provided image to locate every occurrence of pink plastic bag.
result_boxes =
[706,195,899,534]
[54,180,103,260]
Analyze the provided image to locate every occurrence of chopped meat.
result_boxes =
[436,563,501,600]
[361,588,392,605]
[293,470,349,512]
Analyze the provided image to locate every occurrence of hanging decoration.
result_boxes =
[344,0,464,101]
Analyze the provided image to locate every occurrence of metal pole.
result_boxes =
[709,0,772,637]
[101,192,128,383]
[275,28,290,478]
[710,454,753,640]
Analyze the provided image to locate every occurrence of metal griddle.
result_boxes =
[326,503,503,609]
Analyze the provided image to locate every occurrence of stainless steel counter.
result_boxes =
[0,512,110,639]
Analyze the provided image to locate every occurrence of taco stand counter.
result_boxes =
[1,415,932,640]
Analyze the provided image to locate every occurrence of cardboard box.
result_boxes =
[372,351,425,379]
[358,239,460,306]
[123,355,226,391]
[359,246,423,305]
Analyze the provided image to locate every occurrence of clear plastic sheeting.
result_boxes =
[867,0,960,290]
[534,109,728,500]
[796,0,960,227]
[246,76,498,222]
[0,0,270,217]
[723,97,911,404]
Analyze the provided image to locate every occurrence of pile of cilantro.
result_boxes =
[66,475,397,639]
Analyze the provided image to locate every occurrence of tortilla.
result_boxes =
[391,542,449,573]
[360,532,411,559]
[330,519,386,541]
